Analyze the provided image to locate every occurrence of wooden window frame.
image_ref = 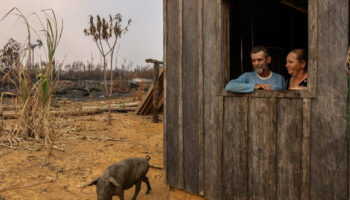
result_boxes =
[218,0,317,99]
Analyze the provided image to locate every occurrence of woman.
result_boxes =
[285,49,308,90]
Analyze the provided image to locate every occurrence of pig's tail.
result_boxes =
[145,155,151,161]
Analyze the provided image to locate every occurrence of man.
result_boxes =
[225,46,286,93]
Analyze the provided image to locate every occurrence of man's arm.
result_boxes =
[225,73,255,93]
[254,84,272,90]
[282,77,287,90]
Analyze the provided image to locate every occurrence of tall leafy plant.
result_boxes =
[1,8,63,145]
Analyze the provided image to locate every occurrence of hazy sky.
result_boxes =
[0,0,163,68]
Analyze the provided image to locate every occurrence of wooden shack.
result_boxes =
[164,0,349,199]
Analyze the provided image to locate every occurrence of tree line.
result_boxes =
[0,38,154,82]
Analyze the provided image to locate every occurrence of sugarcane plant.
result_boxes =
[1,8,63,145]
[84,14,131,125]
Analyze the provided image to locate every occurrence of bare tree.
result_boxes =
[84,14,131,125]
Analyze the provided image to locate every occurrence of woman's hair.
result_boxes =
[290,49,307,69]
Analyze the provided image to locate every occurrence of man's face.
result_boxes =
[251,51,271,75]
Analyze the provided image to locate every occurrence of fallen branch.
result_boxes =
[0,143,15,149]
[52,146,65,152]
[24,147,41,152]
[52,109,104,117]
[0,179,54,192]
[149,164,163,170]
[81,136,123,142]
[104,138,122,142]
[103,107,135,113]
[2,106,136,119]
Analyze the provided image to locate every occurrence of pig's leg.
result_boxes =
[132,180,142,200]
[143,176,152,194]
[118,191,124,200]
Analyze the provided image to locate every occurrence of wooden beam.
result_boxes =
[135,68,164,115]
[280,0,307,14]
[146,59,164,64]
[152,61,160,122]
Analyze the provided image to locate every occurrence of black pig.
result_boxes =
[87,156,151,200]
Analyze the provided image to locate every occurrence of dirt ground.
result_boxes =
[0,98,168,200]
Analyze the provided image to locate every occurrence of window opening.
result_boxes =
[229,0,308,82]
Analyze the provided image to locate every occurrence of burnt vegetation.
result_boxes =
[60,59,154,81]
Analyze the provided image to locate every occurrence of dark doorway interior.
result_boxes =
[229,0,308,80]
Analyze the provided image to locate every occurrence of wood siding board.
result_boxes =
[276,99,303,199]
[198,0,204,196]
[178,0,184,189]
[217,96,224,200]
[308,0,318,96]
[165,0,181,187]
[183,0,200,194]
[248,98,277,199]
[202,0,220,199]
[302,99,311,200]
[222,97,248,200]
[222,1,230,88]
[163,0,167,183]
[310,0,349,199]
[216,1,223,198]
[243,97,249,200]
[203,0,220,199]
[216,0,225,93]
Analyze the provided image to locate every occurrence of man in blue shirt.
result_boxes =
[225,46,286,93]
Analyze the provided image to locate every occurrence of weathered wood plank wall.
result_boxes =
[223,97,310,199]
[310,0,349,199]
[220,97,309,200]
[276,99,303,199]
[165,0,181,188]
[302,99,310,199]
[203,0,222,199]
[221,97,309,200]
[164,0,349,199]
[249,98,277,199]
[183,0,201,194]
[223,97,248,199]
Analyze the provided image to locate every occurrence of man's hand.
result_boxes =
[289,86,307,90]
[254,84,272,90]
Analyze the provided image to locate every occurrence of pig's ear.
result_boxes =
[109,177,120,187]
[87,177,100,186]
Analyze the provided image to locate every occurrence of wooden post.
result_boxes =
[153,62,159,123]
[146,59,163,123]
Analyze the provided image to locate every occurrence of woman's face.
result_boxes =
[285,52,306,77]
